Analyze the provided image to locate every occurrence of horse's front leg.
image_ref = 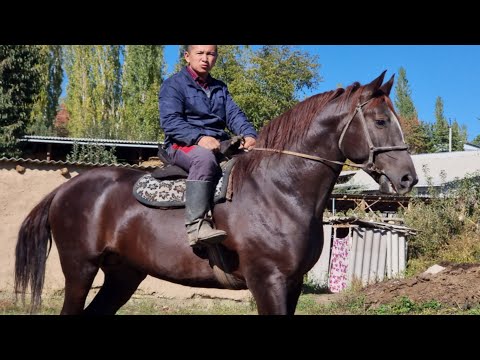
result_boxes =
[246,270,289,315]
[286,279,303,315]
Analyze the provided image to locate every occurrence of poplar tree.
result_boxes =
[120,45,164,141]
[29,45,63,136]
[64,45,122,138]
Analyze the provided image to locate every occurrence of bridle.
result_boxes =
[252,98,408,174]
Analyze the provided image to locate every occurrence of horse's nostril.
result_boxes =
[401,174,417,188]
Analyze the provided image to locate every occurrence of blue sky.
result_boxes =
[165,45,480,141]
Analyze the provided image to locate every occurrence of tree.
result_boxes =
[394,67,418,120]
[64,45,122,138]
[0,45,42,157]
[393,67,427,154]
[418,121,435,153]
[54,103,70,137]
[451,119,467,151]
[432,96,450,152]
[29,45,63,136]
[211,45,247,85]
[471,133,480,146]
[120,45,165,141]
[211,45,321,131]
[246,45,321,130]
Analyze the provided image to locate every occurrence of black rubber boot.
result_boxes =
[185,180,227,246]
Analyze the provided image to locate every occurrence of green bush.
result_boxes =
[402,171,480,264]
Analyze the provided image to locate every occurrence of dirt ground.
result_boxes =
[362,262,480,310]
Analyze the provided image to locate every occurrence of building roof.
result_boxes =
[336,150,480,192]
[22,135,160,149]
[464,143,480,151]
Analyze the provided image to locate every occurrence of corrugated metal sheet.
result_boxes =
[22,135,160,147]
[0,157,157,169]
[347,227,407,286]
[308,218,414,292]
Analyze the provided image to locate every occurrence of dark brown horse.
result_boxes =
[15,71,417,315]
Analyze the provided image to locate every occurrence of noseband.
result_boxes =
[252,99,408,174]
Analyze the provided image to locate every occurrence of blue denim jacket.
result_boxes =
[159,67,257,148]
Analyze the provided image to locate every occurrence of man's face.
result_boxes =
[184,45,217,78]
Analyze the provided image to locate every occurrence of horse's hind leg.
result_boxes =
[61,261,99,315]
[84,264,146,315]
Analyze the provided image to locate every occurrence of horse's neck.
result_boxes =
[257,147,343,219]
[291,115,346,216]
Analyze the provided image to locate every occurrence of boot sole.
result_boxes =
[192,233,227,246]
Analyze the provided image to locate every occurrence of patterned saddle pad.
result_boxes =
[133,159,235,209]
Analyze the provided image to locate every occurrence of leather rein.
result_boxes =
[252,99,408,174]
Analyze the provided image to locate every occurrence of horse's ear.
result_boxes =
[360,70,387,102]
[379,74,395,96]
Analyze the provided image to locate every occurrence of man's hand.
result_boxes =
[198,136,221,151]
[241,136,256,151]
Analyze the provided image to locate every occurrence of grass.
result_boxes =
[3,289,480,315]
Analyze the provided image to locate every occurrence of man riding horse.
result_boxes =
[159,45,257,247]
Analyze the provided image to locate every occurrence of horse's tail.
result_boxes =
[15,188,59,313]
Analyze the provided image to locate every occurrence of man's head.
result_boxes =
[184,45,218,79]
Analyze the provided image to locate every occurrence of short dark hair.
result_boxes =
[184,45,218,53]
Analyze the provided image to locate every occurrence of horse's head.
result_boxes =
[339,71,418,195]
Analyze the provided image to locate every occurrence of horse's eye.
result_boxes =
[375,119,387,127]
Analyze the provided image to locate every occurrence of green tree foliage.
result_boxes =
[432,96,450,152]
[29,45,63,136]
[394,67,418,120]
[0,45,42,157]
[393,67,428,154]
[211,45,247,85]
[212,45,321,131]
[471,133,480,146]
[403,171,480,263]
[64,45,122,139]
[120,45,165,141]
[419,122,435,153]
[62,45,319,143]
[451,119,467,151]
[431,97,466,152]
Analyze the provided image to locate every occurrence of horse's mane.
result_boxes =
[233,81,362,184]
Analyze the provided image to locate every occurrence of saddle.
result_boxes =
[133,136,245,209]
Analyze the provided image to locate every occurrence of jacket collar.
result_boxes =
[180,66,221,91]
